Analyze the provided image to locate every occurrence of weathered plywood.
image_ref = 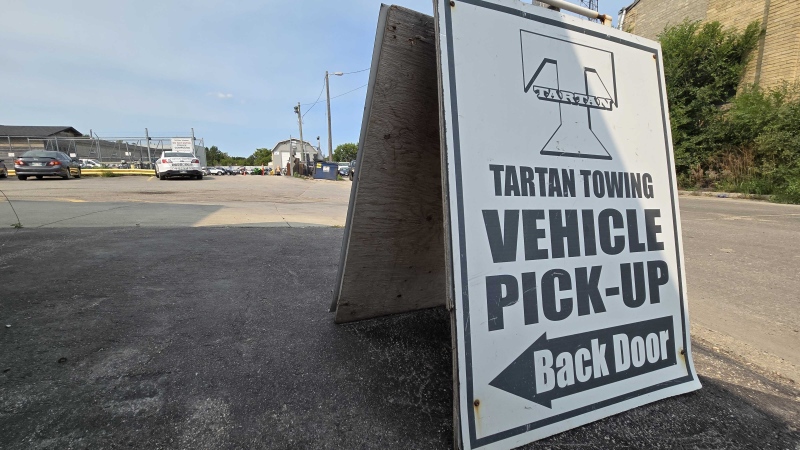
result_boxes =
[332,5,446,324]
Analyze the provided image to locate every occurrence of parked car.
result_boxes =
[79,158,102,168]
[0,159,7,178]
[348,159,357,181]
[14,150,82,180]
[337,162,350,177]
[207,167,226,175]
[154,151,203,180]
[224,167,238,175]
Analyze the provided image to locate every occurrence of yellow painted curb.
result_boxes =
[6,169,156,177]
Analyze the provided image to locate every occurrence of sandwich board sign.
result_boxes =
[435,0,700,447]
[332,1,700,449]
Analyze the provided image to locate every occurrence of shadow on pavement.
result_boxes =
[0,227,797,449]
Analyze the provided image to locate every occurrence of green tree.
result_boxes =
[659,20,760,173]
[332,143,358,162]
[250,148,272,166]
[205,145,227,166]
[219,156,247,166]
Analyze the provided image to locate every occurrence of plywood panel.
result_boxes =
[333,5,446,324]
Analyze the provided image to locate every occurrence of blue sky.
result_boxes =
[1,0,630,157]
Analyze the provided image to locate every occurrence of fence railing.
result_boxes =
[0,135,206,168]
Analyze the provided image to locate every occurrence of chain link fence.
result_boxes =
[0,135,206,169]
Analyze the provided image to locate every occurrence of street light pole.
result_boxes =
[325,71,343,162]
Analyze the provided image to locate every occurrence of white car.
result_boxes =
[154,152,203,180]
[79,158,102,168]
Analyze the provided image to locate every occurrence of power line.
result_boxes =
[328,84,368,101]
[300,68,370,105]
[299,83,368,113]
[301,76,328,115]
[339,68,370,75]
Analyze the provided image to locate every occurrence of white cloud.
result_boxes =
[210,92,234,99]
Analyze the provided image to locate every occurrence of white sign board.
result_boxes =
[171,138,194,153]
[435,1,701,448]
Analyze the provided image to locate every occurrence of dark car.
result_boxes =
[14,150,82,180]
[348,159,357,181]
[0,159,7,179]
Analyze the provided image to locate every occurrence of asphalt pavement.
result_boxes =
[679,195,800,382]
[0,175,350,228]
[1,226,798,449]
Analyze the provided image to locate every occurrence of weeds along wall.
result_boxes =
[659,19,800,203]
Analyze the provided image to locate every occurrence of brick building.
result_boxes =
[618,0,800,88]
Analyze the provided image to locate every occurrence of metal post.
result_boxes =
[535,0,612,25]
[94,131,103,163]
[191,127,196,156]
[326,71,333,162]
[145,128,152,167]
[54,135,59,152]
[295,102,305,176]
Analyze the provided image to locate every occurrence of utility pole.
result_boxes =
[145,128,152,167]
[324,71,344,161]
[294,102,305,175]
[288,135,293,176]
[325,71,333,161]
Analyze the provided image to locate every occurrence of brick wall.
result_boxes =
[621,0,708,39]
[622,0,800,88]
[757,0,800,88]
[707,0,768,85]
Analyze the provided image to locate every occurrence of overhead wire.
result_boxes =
[339,68,370,75]
[299,68,370,108]
[301,76,328,116]
[328,84,368,100]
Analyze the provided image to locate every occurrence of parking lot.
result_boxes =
[0,174,351,228]
[1,176,798,448]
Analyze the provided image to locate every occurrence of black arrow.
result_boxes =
[489,317,676,408]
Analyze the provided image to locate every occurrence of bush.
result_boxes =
[702,83,800,199]
[660,20,761,174]
[658,20,800,203]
